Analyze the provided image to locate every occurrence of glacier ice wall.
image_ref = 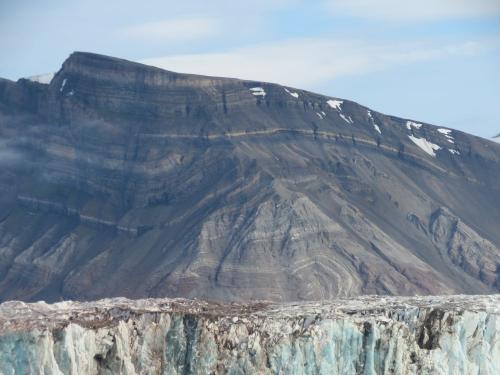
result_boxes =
[0,295,498,374]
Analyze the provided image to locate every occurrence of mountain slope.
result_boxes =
[0,52,499,302]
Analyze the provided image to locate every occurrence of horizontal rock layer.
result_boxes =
[0,52,500,302]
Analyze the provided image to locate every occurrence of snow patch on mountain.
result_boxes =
[437,128,452,136]
[284,88,299,98]
[249,87,266,96]
[408,135,441,157]
[339,113,353,124]
[327,99,343,110]
[438,128,455,144]
[60,78,67,92]
[368,110,382,134]
[327,99,352,124]
[406,121,423,130]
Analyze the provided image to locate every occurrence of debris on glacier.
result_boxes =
[0,295,499,374]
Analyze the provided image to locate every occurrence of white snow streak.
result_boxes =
[60,79,67,92]
[406,121,422,130]
[339,113,353,124]
[408,135,441,157]
[327,99,353,124]
[437,128,452,135]
[367,110,381,134]
[438,128,455,143]
[284,88,299,98]
[327,99,343,110]
[249,87,266,96]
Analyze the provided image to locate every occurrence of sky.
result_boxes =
[1,0,499,138]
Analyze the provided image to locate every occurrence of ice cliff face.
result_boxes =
[0,295,498,374]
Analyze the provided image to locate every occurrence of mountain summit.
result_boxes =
[0,52,499,302]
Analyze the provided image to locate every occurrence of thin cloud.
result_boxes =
[0,139,22,165]
[119,16,219,42]
[324,0,500,21]
[141,38,497,88]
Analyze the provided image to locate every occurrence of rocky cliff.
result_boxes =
[0,52,500,302]
[0,295,499,374]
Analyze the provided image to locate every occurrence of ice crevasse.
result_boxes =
[0,295,498,374]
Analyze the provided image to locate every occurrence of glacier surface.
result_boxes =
[0,295,499,374]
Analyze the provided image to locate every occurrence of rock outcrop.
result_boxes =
[1,52,500,302]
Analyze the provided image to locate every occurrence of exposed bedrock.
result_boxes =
[1,52,500,302]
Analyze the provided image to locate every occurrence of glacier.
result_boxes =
[0,295,499,374]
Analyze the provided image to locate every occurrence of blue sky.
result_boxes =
[1,0,499,137]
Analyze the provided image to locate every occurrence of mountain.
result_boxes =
[493,134,500,143]
[0,52,499,303]
[1,295,499,374]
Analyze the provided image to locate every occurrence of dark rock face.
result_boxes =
[0,52,499,302]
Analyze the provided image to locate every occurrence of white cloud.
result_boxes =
[120,16,219,41]
[324,0,500,21]
[141,38,496,88]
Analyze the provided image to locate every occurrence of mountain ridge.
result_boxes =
[18,51,500,146]
[0,52,499,302]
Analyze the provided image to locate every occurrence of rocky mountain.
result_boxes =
[493,134,500,143]
[1,295,499,374]
[0,52,499,302]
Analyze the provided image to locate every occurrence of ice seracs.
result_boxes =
[0,295,499,375]
[249,87,266,96]
[408,135,441,157]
